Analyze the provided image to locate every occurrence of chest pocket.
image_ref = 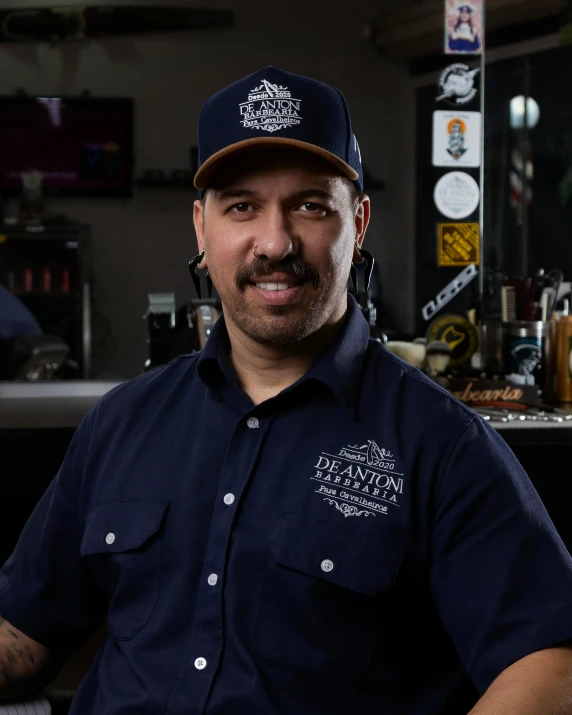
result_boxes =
[80,500,169,642]
[251,515,403,684]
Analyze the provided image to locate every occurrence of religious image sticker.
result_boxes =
[432,110,482,167]
[434,171,480,219]
[426,313,479,367]
[438,222,480,266]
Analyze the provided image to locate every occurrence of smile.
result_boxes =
[255,282,293,291]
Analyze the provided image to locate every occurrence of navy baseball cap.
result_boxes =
[194,66,364,192]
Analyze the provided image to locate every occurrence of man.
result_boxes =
[0,66,571,715]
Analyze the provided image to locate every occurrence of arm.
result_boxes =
[468,646,572,714]
[431,418,572,698]
[0,617,66,701]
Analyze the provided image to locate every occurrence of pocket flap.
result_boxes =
[81,500,169,556]
[269,516,403,597]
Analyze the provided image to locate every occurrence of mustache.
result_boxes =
[235,256,321,290]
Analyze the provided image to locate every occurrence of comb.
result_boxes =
[501,285,516,322]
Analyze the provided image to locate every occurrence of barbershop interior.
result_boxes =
[0,0,572,710]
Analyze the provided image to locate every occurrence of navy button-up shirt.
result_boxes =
[1,295,572,714]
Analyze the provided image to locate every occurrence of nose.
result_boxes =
[253,207,297,262]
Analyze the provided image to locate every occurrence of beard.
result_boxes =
[226,288,331,346]
[212,256,342,346]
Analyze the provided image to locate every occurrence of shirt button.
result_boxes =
[207,573,218,586]
[223,493,235,506]
[194,657,207,670]
[105,532,115,545]
[247,417,259,429]
[321,559,334,573]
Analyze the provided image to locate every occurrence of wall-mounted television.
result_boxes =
[0,95,134,198]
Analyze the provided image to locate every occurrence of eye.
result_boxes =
[229,202,254,214]
[297,202,328,216]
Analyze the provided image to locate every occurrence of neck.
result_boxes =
[225,311,347,406]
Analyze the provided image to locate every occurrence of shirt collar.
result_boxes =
[197,293,371,415]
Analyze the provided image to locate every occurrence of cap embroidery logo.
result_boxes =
[311,440,405,518]
[239,79,302,133]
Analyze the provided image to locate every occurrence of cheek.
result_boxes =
[326,229,355,279]
[204,230,246,278]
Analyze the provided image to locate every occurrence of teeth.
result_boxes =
[255,282,291,291]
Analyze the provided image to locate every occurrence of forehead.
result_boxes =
[207,148,350,198]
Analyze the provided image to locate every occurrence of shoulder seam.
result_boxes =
[434,414,479,506]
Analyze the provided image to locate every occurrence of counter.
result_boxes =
[0,380,123,429]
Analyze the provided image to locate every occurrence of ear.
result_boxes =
[193,199,208,269]
[354,194,371,251]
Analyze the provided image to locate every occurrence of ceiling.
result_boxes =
[370,0,566,62]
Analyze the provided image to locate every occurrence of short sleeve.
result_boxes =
[0,410,105,651]
[431,417,572,694]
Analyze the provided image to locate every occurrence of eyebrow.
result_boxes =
[213,187,336,203]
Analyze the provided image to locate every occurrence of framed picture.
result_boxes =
[445,0,483,56]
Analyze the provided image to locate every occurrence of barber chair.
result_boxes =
[0,333,69,381]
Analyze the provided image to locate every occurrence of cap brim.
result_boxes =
[193,137,359,190]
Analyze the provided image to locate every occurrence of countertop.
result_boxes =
[0,381,123,429]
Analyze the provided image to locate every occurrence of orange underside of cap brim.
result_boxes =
[193,137,359,189]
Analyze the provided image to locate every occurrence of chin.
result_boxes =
[241,318,315,346]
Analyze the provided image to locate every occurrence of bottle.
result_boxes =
[555,305,572,404]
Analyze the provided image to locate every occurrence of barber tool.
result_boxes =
[350,249,376,326]
[385,341,426,368]
[424,340,453,376]
[194,303,220,350]
[143,292,177,371]
[501,285,516,322]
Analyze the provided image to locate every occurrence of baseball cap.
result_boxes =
[193,66,363,192]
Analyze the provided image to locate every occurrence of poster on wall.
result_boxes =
[444,0,483,55]
[432,110,482,167]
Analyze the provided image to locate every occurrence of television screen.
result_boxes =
[0,95,134,197]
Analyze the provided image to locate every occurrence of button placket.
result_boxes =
[168,415,269,714]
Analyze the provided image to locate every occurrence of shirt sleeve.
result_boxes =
[0,410,105,652]
[430,416,572,694]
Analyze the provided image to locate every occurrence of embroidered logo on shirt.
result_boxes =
[239,79,302,133]
[312,440,404,518]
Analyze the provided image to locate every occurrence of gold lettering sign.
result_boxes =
[454,383,524,403]
[446,378,540,407]
[437,222,480,266]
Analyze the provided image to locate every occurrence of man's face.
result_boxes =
[193,150,369,347]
